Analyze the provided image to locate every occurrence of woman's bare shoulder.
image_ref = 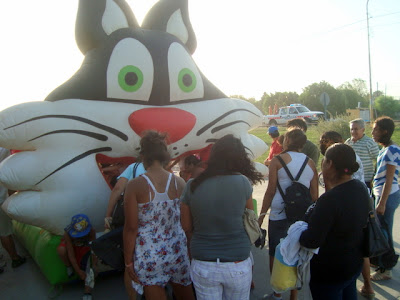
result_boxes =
[126,176,147,190]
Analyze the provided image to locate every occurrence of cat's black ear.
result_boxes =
[75,0,139,54]
[141,0,197,54]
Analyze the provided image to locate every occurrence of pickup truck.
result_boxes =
[263,104,324,126]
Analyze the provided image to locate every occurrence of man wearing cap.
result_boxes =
[264,126,283,166]
[57,214,96,300]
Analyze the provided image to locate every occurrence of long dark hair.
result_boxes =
[139,131,171,168]
[190,134,263,192]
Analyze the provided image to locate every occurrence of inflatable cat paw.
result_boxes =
[0,0,267,234]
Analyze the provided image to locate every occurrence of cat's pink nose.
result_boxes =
[129,108,196,144]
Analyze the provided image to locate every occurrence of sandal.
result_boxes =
[358,286,375,299]
[371,269,391,281]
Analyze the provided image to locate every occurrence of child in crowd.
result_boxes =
[57,214,97,300]
[264,126,283,166]
[182,155,205,181]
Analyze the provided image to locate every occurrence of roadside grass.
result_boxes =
[250,122,400,171]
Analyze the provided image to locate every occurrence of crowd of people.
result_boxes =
[1,116,399,300]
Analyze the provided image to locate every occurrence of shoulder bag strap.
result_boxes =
[294,157,310,181]
[132,163,139,179]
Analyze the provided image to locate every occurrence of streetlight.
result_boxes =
[366,0,374,122]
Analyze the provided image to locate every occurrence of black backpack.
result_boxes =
[276,155,312,224]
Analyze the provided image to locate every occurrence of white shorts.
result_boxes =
[190,257,252,300]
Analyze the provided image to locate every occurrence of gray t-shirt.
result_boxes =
[181,175,252,261]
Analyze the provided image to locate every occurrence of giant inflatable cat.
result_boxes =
[0,0,267,234]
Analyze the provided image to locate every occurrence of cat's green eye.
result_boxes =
[118,65,144,92]
[178,68,196,93]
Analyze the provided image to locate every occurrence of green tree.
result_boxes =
[261,91,299,114]
[298,81,345,116]
[337,88,368,109]
[338,78,368,98]
[372,90,384,99]
[374,96,400,119]
[230,95,264,113]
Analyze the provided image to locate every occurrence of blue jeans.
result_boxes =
[309,266,362,300]
[377,189,400,241]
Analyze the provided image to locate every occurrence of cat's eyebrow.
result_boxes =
[196,109,259,136]
[28,130,108,142]
[35,147,112,185]
[205,138,254,157]
[4,115,128,141]
[210,121,250,134]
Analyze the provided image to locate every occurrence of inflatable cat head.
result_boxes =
[0,0,267,234]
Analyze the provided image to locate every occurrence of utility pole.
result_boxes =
[367,0,374,122]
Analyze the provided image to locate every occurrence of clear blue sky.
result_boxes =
[1,0,399,111]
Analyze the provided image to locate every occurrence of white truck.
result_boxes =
[263,104,324,126]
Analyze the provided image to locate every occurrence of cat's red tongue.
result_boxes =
[129,108,196,144]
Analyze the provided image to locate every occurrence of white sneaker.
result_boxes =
[371,269,392,281]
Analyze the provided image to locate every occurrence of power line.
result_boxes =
[370,21,400,29]
[371,10,400,19]
[312,11,400,36]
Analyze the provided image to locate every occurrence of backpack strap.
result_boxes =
[276,155,294,181]
[276,156,291,200]
[295,157,310,181]
[277,180,285,200]
[276,155,309,199]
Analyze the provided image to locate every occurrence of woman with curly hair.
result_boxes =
[181,134,264,300]
[123,131,195,300]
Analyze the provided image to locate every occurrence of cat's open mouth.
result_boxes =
[96,154,136,189]
[95,144,213,189]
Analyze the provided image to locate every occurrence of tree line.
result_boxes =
[232,78,400,119]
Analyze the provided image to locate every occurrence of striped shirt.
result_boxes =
[373,144,400,197]
[345,135,380,182]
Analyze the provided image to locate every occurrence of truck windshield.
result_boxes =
[296,106,310,113]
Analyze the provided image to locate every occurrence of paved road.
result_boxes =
[1,180,399,299]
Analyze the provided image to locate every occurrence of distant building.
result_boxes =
[346,107,370,122]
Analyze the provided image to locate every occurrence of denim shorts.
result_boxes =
[268,219,290,257]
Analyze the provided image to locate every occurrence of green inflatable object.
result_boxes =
[253,198,258,216]
[12,221,74,285]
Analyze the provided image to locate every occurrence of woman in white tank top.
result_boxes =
[123,131,195,300]
[258,129,318,300]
